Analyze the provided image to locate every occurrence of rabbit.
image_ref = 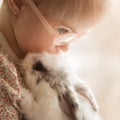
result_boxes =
[20,52,101,120]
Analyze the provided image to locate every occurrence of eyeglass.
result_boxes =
[25,0,78,46]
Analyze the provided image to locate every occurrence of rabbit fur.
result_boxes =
[20,52,101,120]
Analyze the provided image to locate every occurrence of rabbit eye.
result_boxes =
[32,61,47,72]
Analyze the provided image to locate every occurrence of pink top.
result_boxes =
[0,31,24,120]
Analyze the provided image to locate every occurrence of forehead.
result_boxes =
[28,2,101,35]
[46,15,96,34]
[38,13,94,34]
[36,0,104,33]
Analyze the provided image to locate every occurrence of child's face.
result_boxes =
[12,1,89,57]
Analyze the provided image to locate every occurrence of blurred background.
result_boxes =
[67,0,120,120]
[0,0,120,120]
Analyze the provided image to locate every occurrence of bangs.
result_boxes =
[34,0,107,28]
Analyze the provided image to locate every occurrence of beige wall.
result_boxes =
[68,0,120,120]
[0,0,2,6]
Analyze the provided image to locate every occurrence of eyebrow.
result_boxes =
[51,17,77,34]
[58,18,88,34]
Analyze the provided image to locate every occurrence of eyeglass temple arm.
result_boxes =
[26,0,57,38]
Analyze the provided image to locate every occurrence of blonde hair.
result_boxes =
[34,0,108,28]
[1,0,108,30]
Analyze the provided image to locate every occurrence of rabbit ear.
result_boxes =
[58,94,76,120]
[58,86,81,120]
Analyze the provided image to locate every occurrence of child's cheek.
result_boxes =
[22,40,58,55]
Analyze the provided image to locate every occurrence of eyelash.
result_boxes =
[57,28,69,34]
[56,26,70,35]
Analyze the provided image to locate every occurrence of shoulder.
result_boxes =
[0,32,24,119]
[0,51,18,88]
[0,49,21,102]
[0,43,25,110]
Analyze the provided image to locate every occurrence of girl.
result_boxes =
[0,0,107,119]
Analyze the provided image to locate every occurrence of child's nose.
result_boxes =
[57,43,70,52]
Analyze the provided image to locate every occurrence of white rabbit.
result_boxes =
[20,52,101,120]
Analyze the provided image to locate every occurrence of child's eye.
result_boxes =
[57,28,69,34]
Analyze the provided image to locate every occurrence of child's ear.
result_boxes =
[7,0,25,16]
